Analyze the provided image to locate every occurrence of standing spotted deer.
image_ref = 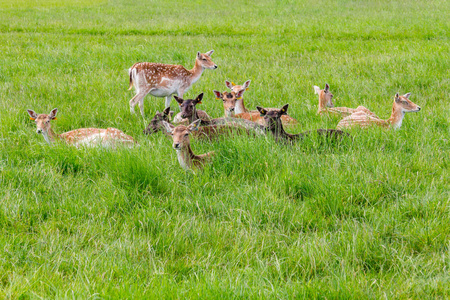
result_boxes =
[224,80,297,126]
[27,109,136,147]
[128,50,218,117]
[162,119,215,171]
[337,93,421,130]
[314,83,379,118]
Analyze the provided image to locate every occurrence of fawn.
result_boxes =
[162,120,214,170]
[128,50,217,117]
[256,104,349,143]
[314,83,379,118]
[27,108,136,147]
[336,93,421,130]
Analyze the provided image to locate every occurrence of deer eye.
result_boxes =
[184,133,189,137]
[202,58,207,61]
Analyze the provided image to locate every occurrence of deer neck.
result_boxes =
[176,143,197,170]
[235,98,248,114]
[388,103,405,130]
[42,127,60,144]
[268,119,289,141]
[189,60,204,85]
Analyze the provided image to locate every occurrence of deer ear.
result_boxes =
[27,109,38,120]
[174,95,184,105]
[395,93,400,102]
[163,106,170,116]
[225,80,233,89]
[213,90,222,99]
[49,108,58,119]
[236,89,245,99]
[324,83,330,92]
[162,121,175,133]
[169,111,174,120]
[313,86,321,94]
[256,106,268,116]
[280,104,289,115]
[403,92,411,99]
[195,93,204,104]
[243,80,251,90]
[205,50,214,56]
[187,119,201,132]
[197,51,201,59]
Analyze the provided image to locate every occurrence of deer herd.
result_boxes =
[27,50,422,171]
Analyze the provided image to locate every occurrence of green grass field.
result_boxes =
[1,0,449,298]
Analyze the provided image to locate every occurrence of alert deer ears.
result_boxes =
[313,85,321,94]
[49,108,58,120]
[174,95,184,105]
[205,50,214,56]
[324,83,330,92]
[197,51,201,59]
[213,90,222,99]
[27,109,38,120]
[236,89,245,99]
[242,80,251,90]
[187,119,201,132]
[162,121,175,133]
[225,80,233,89]
[256,106,268,116]
[395,93,400,102]
[194,93,204,104]
[280,104,289,115]
[403,92,411,99]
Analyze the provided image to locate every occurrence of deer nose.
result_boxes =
[230,107,235,111]
[173,143,180,149]
[417,106,421,111]
[213,65,218,69]
[36,129,42,134]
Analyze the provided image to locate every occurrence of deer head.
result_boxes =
[27,108,58,134]
[162,119,201,150]
[225,80,251,94]
[143,107,174,135]
[197,50,217,70]
[314,83,334,109]
[394,93,421,113]
[174,93,204,119]
[213,89,245,117]
[256,104,289,131]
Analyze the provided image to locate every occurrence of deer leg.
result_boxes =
[165,95,171,109]
[129,90,148,115]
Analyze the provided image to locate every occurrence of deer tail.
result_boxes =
[128,68,134,90]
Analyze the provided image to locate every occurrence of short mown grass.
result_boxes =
[0,0,449,298]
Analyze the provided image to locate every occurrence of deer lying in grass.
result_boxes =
[256,104,349,143]
[144,106,256,140]
[314,83,378,118]
[172,94,212,125]
[337,93,421,130]
[162,120,214,171]
[27,109,136,147]
[175,93,266,134]
[224,80,298,126]
[128,50,217,117]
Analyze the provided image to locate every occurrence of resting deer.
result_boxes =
[337,93,421,130]
[256,104,349,143]
[162,120,214,171]
[27,109,136,147]
[144,106,255,139]
[224,80,297,126]
[175,93,266,134]
[128,50,218,117]
[314,83,378,118]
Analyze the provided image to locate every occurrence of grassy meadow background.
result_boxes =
[0,0,449,298]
